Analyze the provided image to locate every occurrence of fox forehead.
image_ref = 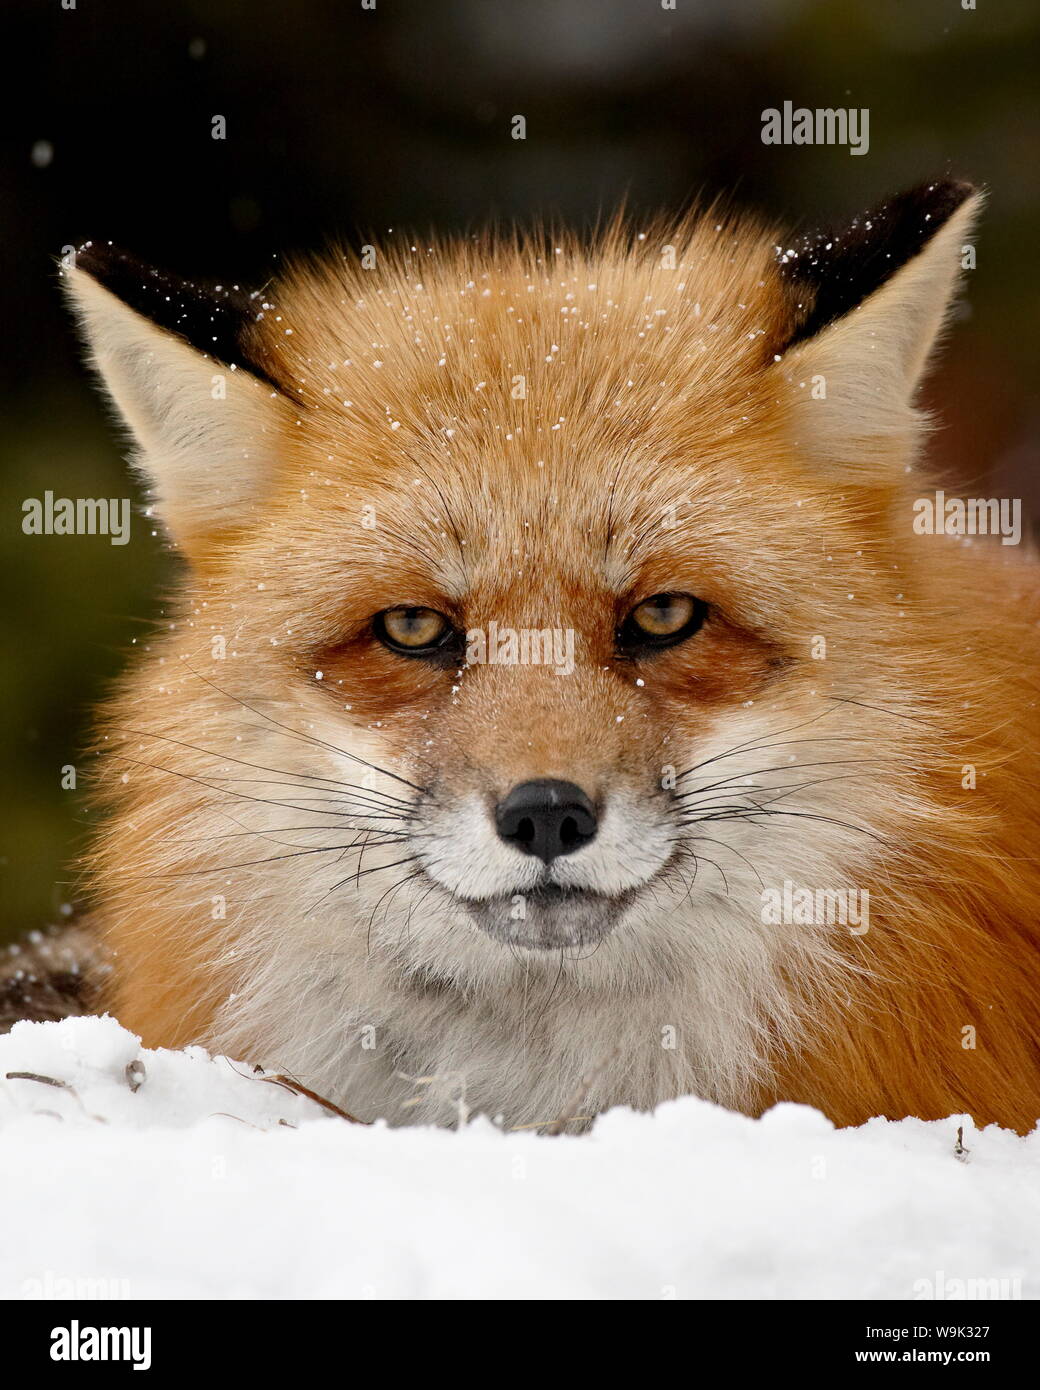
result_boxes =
[256,438,791,603]
[255,220,787,429]
[242,227,809,605]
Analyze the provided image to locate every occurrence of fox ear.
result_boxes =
[61,245,295,552]
[772,181,983,478]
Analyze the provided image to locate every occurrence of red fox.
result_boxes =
[7,180,1039,1132]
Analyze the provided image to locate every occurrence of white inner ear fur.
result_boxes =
[62,266,293,549]
[775,192,983,478]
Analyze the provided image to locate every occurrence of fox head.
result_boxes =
[64,181,1039,1130]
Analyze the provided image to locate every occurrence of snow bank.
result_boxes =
[0,1016,1035,1300]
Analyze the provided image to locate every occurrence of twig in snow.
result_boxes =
[260,1072,368,1124]
[5,1071,68,1089]
[209,1112,268,1131]
[224,1058,368,1124]
[4,1071,108,1123]
[954,1125,970,1162]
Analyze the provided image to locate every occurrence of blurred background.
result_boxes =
[2,0,1038,941]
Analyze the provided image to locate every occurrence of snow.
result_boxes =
[1,1016,1036,1300]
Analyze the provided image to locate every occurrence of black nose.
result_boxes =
[495,779,598,864]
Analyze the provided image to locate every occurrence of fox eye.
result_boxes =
[374,606,455,655]
[619,593,707,651]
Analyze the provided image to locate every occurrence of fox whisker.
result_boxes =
[109,753,413,822]
[176,660,428,794]
[108,722,415,809]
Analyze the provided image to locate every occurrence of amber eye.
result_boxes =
[619,593,707,651]
[374,606,454,655]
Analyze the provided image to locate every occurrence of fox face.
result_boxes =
[63,182,1040,1131]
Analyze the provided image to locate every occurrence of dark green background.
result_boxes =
[3,0,1038,940]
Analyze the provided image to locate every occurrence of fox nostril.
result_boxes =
[495,779,598,864]
[515,815,536,847]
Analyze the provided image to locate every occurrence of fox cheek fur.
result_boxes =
[56,179,1040,1133]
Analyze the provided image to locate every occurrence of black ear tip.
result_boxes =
[64,240,255,319]
[59,241,287,394]
[889,177,979,221]
[62,241,175,301]
[916,177,977,202]
[949,178,978,201]
[777,176,981,349]
[65,239,130,282]
[932,177,979,205]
